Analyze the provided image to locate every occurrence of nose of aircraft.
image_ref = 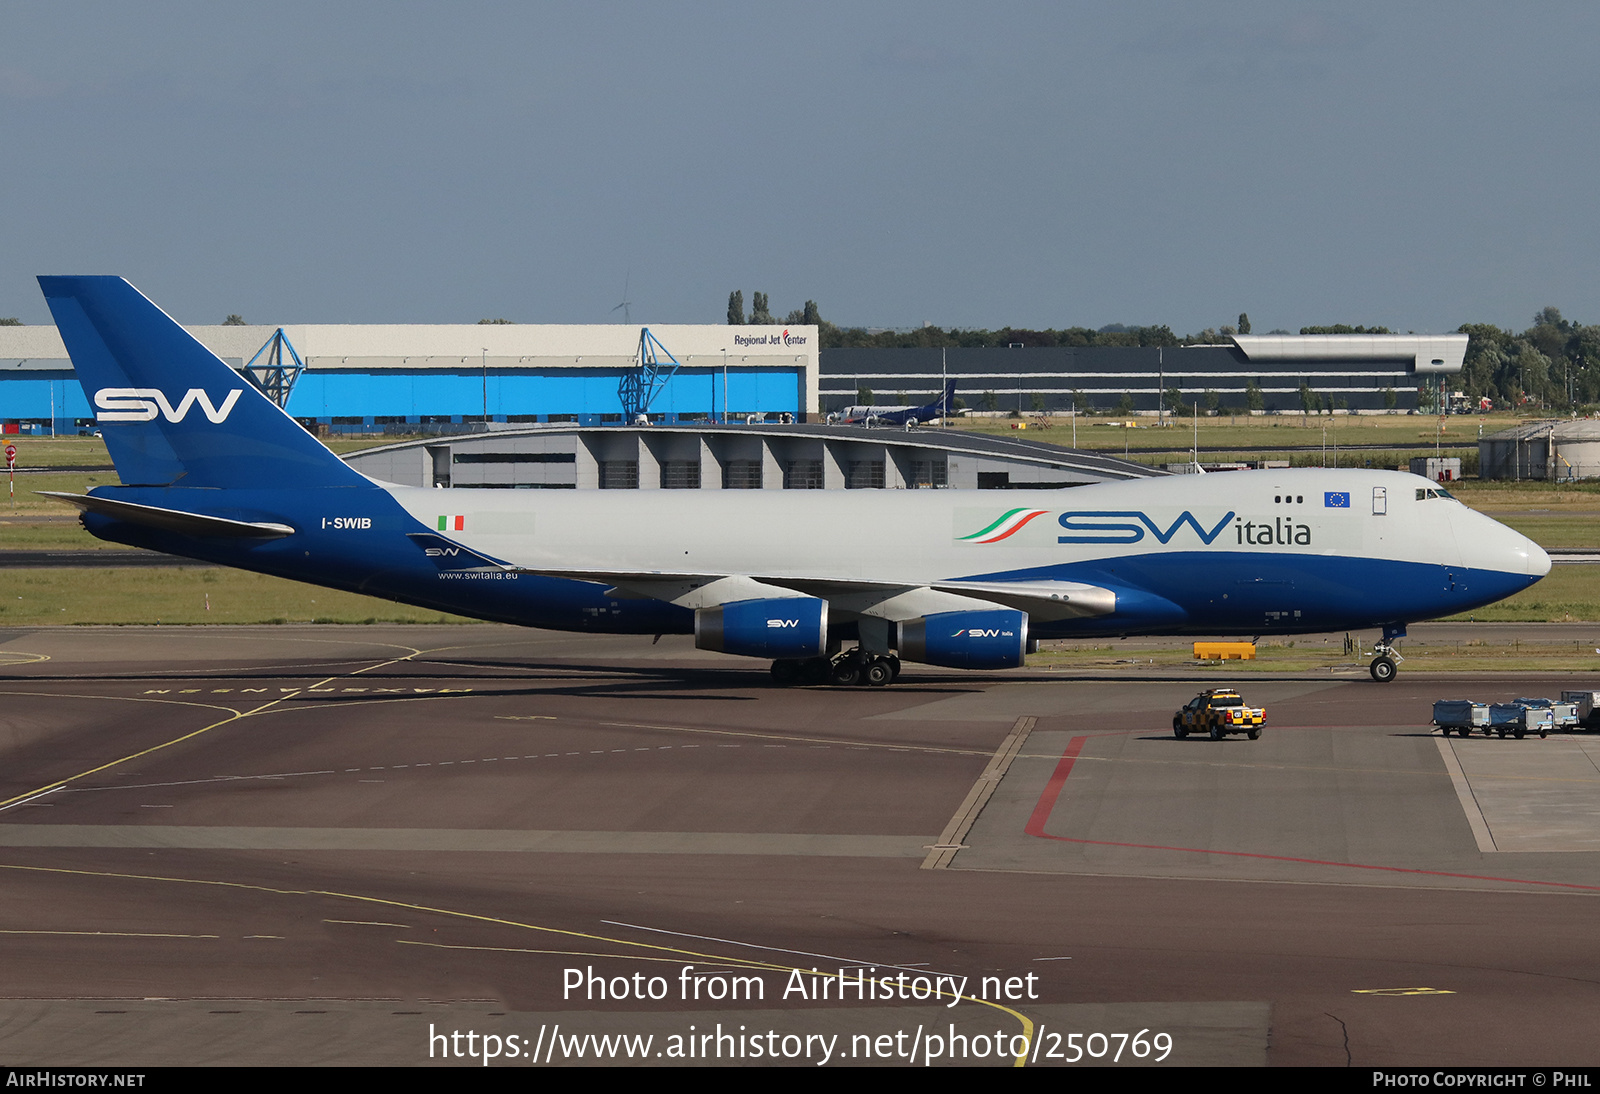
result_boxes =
[1523,537,1552,578]
[1493,518,1549,579]
[1448,504,1549,583]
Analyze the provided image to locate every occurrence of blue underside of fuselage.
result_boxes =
[82,485,1539,642]
[956,553,1540,638]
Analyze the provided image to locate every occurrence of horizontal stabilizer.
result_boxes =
[39,491,295,538]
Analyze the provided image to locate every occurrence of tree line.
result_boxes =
[1458,308,1600,409]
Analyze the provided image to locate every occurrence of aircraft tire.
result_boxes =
[1369,655,1397,683]
[865,660,893,687]
[799,658,831,686]
[831,659,863,687]
[770,660,800,686]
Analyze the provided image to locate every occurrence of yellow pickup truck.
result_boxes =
[1173,689,1265,740]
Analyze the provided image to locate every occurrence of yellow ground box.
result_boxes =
[1194,641,1257,661]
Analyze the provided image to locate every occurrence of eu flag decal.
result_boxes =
[1324,491,1350,508]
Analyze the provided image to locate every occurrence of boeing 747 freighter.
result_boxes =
[37,277,1549,685]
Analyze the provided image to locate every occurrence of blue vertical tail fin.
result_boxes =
[922,378,958,419]
[38,276,363,489]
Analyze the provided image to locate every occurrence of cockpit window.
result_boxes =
[1415,488,1453,500]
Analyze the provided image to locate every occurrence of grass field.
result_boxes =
[1442,478,1600,509]
[0,436,114,468]
[1435,565,1600,621]
[0,522,115,550]
[3,470,122,515]
[0,567,470,626]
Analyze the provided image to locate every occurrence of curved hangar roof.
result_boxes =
[341,423,1161,491]
[1230,333,1468,373]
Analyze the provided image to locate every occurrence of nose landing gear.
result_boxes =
[1369,623,1407,683]
[1369,651,1399,683]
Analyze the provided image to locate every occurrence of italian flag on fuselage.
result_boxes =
[960,508,1050,543]
[438,515,465,531]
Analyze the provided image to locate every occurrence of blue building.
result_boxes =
[0,322,819,435]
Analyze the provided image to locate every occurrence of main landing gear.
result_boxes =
[770,649,901,688]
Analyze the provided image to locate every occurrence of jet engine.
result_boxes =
[695,597,828,659]
[896,609,1029,670]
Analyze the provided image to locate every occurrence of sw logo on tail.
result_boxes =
[94,387,243,424]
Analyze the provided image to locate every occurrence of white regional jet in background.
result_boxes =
[39,277,1549,686]
[832,380,958,427]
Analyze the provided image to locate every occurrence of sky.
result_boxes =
[3,2,1597,335]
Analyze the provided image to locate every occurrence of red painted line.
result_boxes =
[1024,736,1085,837]
[1024,737,1600,893]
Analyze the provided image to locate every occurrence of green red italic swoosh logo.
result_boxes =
[959,508,1050,543]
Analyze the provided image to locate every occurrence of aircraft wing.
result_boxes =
[405,533,1118,621]
[928,579,1116,620]
[510,565,1116,621]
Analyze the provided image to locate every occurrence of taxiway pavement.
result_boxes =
[1,624,1598,1067]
